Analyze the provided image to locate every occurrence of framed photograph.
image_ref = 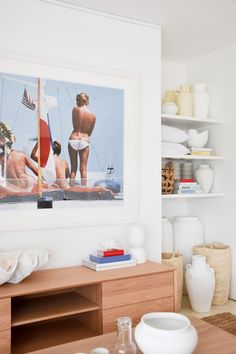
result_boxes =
[0,56,139,230]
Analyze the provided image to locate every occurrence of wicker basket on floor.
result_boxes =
[162,162,174,195]
[162,252,183,311]
[193,243,231,305]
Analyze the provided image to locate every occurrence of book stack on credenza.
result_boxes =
[82,248,136,271]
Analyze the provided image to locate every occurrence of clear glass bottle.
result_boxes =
[112,317,136,354]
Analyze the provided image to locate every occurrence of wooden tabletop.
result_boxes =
[0,261,175,299]
[27,316,236,354]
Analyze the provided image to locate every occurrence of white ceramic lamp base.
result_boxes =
[128,225,146,264]
[130,247,146,264]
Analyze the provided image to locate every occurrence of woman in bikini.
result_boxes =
[68,92,96,186]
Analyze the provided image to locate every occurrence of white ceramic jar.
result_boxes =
[162,217,174,253]
[162,102,178,115]
[195,164,214,193]
[135,312,198,354]
[173,216,204,266]
[192,83,210,119]
[185,255,215,312]
[177,85,193,116]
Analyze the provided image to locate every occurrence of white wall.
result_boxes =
[0,0,162,267]
[186,42,236,299]
[161,61,187,97]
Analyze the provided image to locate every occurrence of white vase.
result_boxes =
[173,217,204,266]
[162,217,174,253]
[192,83,210,119]
[195,164,214,193]
[185,255,215,313]
[135,312,198,354]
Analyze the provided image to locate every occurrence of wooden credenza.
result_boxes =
[0,261,177,354]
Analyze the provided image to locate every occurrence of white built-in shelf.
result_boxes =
[162,193,224,199]
[161,114,223,128]
[162,154,224,160]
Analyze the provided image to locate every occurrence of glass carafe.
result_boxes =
[112,317,136,354]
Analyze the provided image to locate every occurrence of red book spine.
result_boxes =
[98,249,124,257]
[180,179,195,182]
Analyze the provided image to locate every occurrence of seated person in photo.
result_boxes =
[0,121,38,191]
[31,141,70,189]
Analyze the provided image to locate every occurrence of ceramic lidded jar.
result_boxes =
[176,85,193,116]
[195,164,214,193]
[135,312,198,354]
[185,255,215,312]
[192,83,210,119]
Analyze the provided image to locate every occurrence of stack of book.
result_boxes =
[190,147,214,156]
[82,249,136,271]
[176,179,203,194]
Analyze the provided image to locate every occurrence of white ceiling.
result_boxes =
[53,0,236,62]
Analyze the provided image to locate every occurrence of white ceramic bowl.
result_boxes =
[135,312,198,354]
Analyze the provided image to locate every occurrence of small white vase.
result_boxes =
[173,217,204,266]
[162,217,174,253]
[185,255,215,312]
[195,164,214,193]
[192,83,210,119]
[135,312,198,354]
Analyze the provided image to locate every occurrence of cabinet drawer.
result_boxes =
[102,272,174,309]
[0,298,11,331]
[0,330,11,354]
[102,297,174,333]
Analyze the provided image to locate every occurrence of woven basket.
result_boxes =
[193,243,231,305]
[162,162,174,195]
[162,252,183,311]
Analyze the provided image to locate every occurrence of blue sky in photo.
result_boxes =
[0,72,124,182]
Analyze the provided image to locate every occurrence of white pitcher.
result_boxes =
[185,255,215,312]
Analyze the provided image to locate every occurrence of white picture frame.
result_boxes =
[0,54,140,231]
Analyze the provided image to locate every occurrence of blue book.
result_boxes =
[89,254,131,264]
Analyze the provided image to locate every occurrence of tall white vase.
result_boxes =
[173,217,204,266]
[185,255,215,312]
[192,83,210,119]
[162,217,174,253]
[195,164,214,193]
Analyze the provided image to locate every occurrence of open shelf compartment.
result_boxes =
[12,316,98,354]
[12,290,100,327]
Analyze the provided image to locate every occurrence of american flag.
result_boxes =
[22,88,36,110]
